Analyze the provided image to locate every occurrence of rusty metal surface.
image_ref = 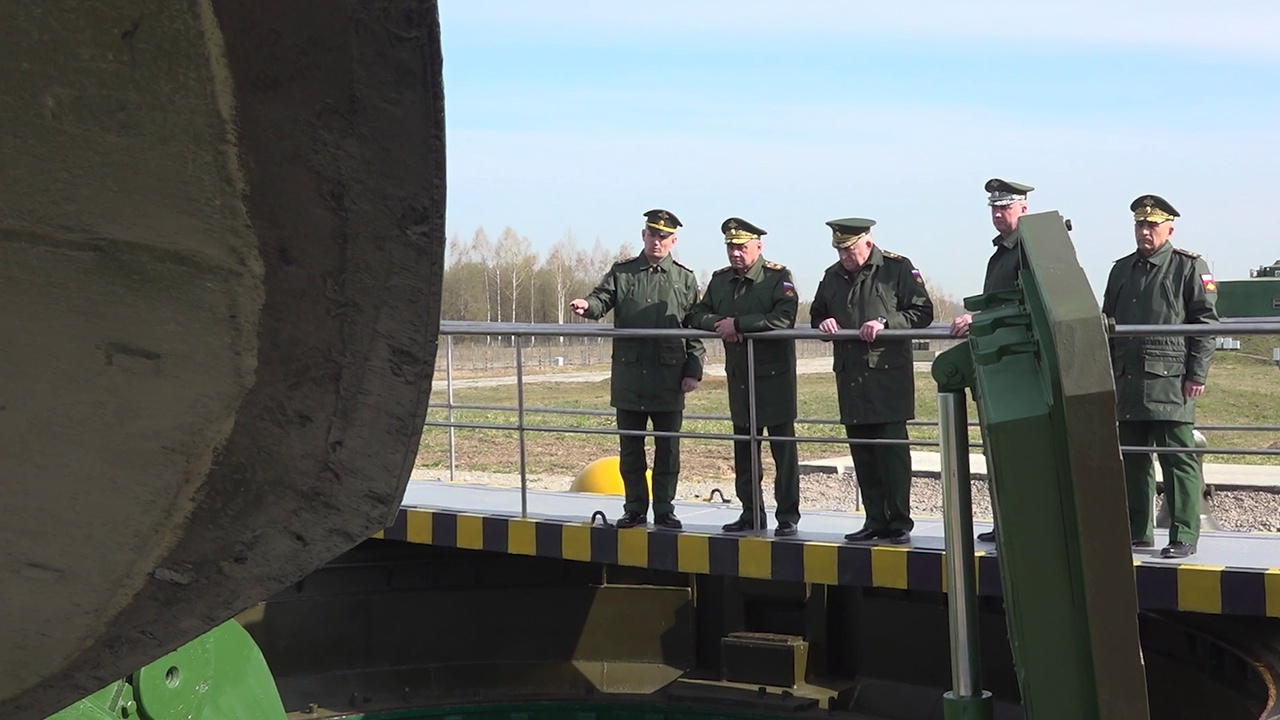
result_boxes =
[0,2,445,717]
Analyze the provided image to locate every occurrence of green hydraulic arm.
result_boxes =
[43,621,285,720]
[932,211,1151,720]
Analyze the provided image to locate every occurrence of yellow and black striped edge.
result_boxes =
[374,508,1280,619]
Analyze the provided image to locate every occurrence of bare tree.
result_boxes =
[614,239,636,263]
[921,277,962,323]
[545,231,584,327]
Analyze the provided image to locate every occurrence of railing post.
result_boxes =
[747,336,763,532]
[446,334,456,484]
[939,390,993,719]
[516,337,528,518]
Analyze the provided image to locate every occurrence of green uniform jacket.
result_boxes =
[984,233,1021,293]
[689,257,798,427]
[581,253,705,412]
[809,247,935,425]
[1101,242,1218,423]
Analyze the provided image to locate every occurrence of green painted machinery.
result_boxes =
[934,212,1150,719]
[45,622,285,720]
[1216,260,1280,318]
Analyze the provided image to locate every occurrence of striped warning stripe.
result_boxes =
[378,508,1280,619]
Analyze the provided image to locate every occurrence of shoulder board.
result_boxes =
[712,266,733,276]
[1113,252,1136,263]
[880,250,903,260]
[1173,248,1200,259]
[612,255,640,266]
[764,261,786,271]
[672,259,695,273]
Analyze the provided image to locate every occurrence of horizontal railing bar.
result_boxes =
[439,319,1280,340]
[423,420,944,447]
[423,420,1280,457]
[427,403,1280,435]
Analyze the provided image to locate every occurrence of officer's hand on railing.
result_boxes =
[681,377,700,393]
[569,299,589,316]
[817,318,841,334]
[713,317,743,342]
[950,313,973,338]
[859,319,885,342]
[1184,380,1206,398]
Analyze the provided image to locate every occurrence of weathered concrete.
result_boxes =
[0,2,445,717]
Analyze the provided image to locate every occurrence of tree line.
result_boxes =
[440,226,961,338]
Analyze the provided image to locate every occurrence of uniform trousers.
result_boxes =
[1118,420,1201,545]
[846,421,914,532]
[617,408,682,515]
[732,421,801,524]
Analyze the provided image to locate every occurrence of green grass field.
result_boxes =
[418,336,1280,479]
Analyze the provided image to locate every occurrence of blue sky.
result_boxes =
[439,1,1280,303]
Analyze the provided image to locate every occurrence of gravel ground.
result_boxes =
[415,469,1280,533]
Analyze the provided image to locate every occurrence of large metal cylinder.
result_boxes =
[0,3,446,717]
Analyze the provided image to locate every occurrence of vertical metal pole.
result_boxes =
[939,391,993,719]
[516,338,529,518]
[446,334,456,484]
[747,336,763,532]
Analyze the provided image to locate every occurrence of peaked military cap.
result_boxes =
[825,218,876,248]
[644,208,682,234]
[985,178,1035,207]
[1130,194,1179,223]
[721,217,767,244]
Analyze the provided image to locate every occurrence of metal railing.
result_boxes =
[425,320,1280,518]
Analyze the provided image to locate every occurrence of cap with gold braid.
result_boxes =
[985,178,1035,207]
[721,217,767,244]
[644,208,682,235]
[825,217,876,248]
[1130,194,1179,223]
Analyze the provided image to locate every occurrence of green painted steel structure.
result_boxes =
[934,211,1151,720]
[44,622,285,720]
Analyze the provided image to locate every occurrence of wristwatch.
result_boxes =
[876,316,887,325]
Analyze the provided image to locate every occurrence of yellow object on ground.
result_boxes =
[571,456,652,496]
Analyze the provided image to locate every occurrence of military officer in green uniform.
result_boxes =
[571,209,705,529]
[690,218,801,537]
[950,177,1035,543]
[810,219,934,545]
[1102,195,1217,559]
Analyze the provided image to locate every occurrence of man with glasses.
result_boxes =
[1102,195,1217,559]
[690,218,801,537]
[571,209,705,529]
[811,218,934,545]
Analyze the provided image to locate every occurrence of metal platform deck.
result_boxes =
[381,481,1280,619]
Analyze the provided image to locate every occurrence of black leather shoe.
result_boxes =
[844,527,881,542]
[1160,541,1197,559]
[1132,539,1155,549]
[654,512,683,530]
[774,522,797,537]
[616,511,647,529]
[883,529,912,545]
[722,517,766,533]
[976,530,997,543]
